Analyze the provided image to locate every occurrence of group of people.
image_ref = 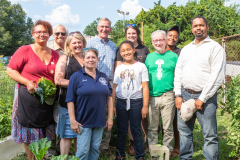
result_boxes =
[7,15,226,160]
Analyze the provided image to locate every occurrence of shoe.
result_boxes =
[128,140,136,156]
[100,148,111,156]
[115,156,126,160]
[151,156,157,160]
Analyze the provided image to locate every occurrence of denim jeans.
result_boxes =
[115,98,144,159]
[178,88,219,160]
[56,105,66,138]
[76,127,104,160]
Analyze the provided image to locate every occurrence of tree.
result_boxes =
[83,18,100,36]
[133,0,240,50]
[0,0,34,56]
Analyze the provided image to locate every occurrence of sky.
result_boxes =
[9,0,239,40]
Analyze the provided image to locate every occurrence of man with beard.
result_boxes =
[86,17,117,155]
[174,16,226,159]
[48,24,68,157]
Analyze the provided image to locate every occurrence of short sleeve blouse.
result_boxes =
[8,45,59,84]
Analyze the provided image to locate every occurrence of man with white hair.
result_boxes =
[145,30,178,159]
[49,24,68,56]
[47,24,68,157]
[86,17,117,155]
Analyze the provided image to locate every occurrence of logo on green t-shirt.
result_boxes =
[155,59,164,80]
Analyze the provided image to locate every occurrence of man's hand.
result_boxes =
[195,99,204,110]
[175,97,183,110]
[141,107,148,119]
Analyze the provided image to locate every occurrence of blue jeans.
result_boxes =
[76,127,104,160]
[178,88,219,160]
[116,98,144,159]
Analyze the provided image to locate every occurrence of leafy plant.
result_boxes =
[220,75,240,158]
[35,77,57,105]
[28,138,80,160]
[28,138,51,160]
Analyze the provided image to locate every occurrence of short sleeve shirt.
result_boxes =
[48,41,65,56]
[113,62,149,99]
[87,35,117,80]
[172,46,181,56]
[65,67,112,128]
[8,45,59,84]
[116,45,150,63]
[145,51,178,96]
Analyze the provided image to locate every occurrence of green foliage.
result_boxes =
[51,155,80,160]
[220,76,240,158]
[0,0,34,56]
[109,0,240,50]
[35,77,57,105]
[28,138,51,160]
[83,18,100,36]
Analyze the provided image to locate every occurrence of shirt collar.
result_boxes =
[81,66,100,77]
[95,35,109,43]
[192,35,211,45]
[53,42,64,51]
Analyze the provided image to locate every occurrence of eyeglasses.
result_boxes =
[126,24,137,27]
[69,31,82,36]
[54,32,66,36]
[152,39,166,43]
[34,31,49,35]
[83,48,98,51]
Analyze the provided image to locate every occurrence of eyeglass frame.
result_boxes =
[54,32,67,36]
[152,39,166,43]
[34,31,49,35]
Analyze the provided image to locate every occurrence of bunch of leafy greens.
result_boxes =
[35,77,57,105]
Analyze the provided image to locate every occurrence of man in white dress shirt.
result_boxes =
[174,16,226,160]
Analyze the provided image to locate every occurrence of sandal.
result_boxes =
[171,149,180,157]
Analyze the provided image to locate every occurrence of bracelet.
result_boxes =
[108,117,113,120]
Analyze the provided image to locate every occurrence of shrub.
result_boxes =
[220,76,240,158]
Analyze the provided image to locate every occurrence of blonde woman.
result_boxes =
[54,31,86,155]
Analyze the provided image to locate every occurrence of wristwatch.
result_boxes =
[175,94,182,98]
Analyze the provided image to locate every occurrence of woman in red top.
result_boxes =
[7,20,59,160]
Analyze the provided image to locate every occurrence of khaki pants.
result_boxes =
[99,81,113,150]
[147,90,175,152]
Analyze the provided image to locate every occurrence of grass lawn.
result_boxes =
[12,108,234,160]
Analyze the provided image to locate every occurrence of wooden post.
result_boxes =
[141,21,144,42]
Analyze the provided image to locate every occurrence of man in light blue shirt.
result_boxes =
[86,17,117,155]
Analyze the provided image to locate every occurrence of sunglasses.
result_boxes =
[69,31,82,36]
[54,32,66,36]
[83,47,98,51]
[126,24,137,27]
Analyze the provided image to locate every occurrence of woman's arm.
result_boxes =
[54,55,69,88]
[112,84,118,118]
[142,81,149,119]
[68,102,82,134]
[106,96,114,131]
[7,67,36,94]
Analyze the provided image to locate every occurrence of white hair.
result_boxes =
[53,24,69,35]
[98,17,111,27]
[151,30,166,40]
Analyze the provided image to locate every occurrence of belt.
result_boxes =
[185,88,202,94]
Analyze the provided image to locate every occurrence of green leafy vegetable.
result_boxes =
[35,77,57,105]
[27,138,51,160]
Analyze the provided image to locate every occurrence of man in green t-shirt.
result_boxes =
[145,30,178,157]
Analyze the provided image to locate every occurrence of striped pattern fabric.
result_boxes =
[87,35,117,80]
[64,110,78,138]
